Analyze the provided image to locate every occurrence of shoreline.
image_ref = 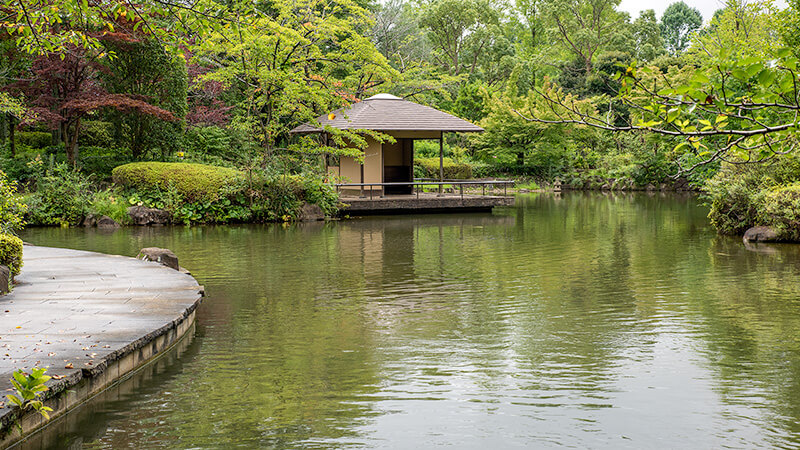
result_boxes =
[0,246,204,448]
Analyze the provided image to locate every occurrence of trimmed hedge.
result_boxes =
[112,162,243,202]
[15,131,52,149]
[0,233,23,276]
[415,157,473,179]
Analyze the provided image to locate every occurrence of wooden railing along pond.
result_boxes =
[335,180,515,199]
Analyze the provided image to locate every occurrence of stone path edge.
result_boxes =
[0,246,204,448]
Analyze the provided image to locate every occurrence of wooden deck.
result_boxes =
[339,192,515,215]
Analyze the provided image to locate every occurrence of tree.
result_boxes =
[519,1,797,175]
[6,46,179,164]
[0,0,221,56]
[372,0,428,70]
[418,0,501,77]
[475,81,578,168]
[660,1,702,55]
[193,0,398,160]
[632,9,666,61]
[542,0,630,75]
[100,37,188,159]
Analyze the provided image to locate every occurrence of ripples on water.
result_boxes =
[17,192,800,449]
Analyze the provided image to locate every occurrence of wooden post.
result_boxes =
[360,159,365,198]
[438,131,444,196]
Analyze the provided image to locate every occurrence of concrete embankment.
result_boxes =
[0,246,203,448]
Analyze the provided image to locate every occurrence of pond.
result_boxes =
[17,192,800,448]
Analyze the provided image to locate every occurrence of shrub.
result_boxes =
[182,126,238,161]
[760,183,800,241]
[415,157,473,179]
[704,165,763,235]
[0,170,26,234]
[15,131,52,149]
[0,156,38,183]
[78,121,114,148]
[89,189,131,224]
[27,163,93,226]
[228,172,339,222]
[302,177,339,215]
[0,233,24,276]
[704,157,800,236]
[78,146,132,180]
[112,162,243,202]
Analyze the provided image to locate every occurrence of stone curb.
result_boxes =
[0,246,204,448]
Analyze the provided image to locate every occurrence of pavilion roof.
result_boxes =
[289,93,484,134]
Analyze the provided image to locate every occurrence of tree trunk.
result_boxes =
[0,114,6,148]
[8,116,16,157]
[51,127,61,147]
[65,118,81,166]
[517,150,525,166]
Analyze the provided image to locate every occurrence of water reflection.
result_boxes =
[18,192,800,448]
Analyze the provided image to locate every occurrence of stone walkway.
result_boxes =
[0,245,203,436]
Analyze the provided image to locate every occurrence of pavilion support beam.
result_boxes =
[439,131,444,196]
[360,157,365,198]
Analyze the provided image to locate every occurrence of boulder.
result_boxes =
[128,206,170,226]
[0,265,9,295]
[96,215,120,228]
[743,226,780,243]
[298,203,325,221]
[138,247,180,270]
[82,214,98,227]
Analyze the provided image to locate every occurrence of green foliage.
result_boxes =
[0,170,26,234]
[418,0,500,76]
[112,162,243,202]
[543,0,631,73]
[660,1,703,55]
[78,121,114,148]
[27,163,93,226]
[182,126,237,162]
[0,93,25,118]
[301,177,340,216]
[232,172,339,222]
[6,368,53,423]
[15,132,51,149]
[114,164,337,224]
[415,157,473,179]
[632,9,666,61]
[0,233,24,276]
[194,0,398,159]
[89,189,131,225]
[78,146,132,181]
[760,183,800,241]
[101,39,188,159]
[704,157,800,235]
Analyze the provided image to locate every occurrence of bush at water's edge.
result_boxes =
[23,161,339,226]
[704,156,800,240]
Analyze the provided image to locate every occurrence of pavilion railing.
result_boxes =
[334,180,515,200]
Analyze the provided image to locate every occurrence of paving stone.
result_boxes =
[0,245,202,404]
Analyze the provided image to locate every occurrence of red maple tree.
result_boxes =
[2,15,181,165]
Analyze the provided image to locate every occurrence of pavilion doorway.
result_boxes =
[382,138,413,195]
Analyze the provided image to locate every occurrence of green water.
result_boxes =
[17,192,800,448]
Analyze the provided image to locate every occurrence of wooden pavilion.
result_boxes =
[290,93,484,195]
[291,94,513,213]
